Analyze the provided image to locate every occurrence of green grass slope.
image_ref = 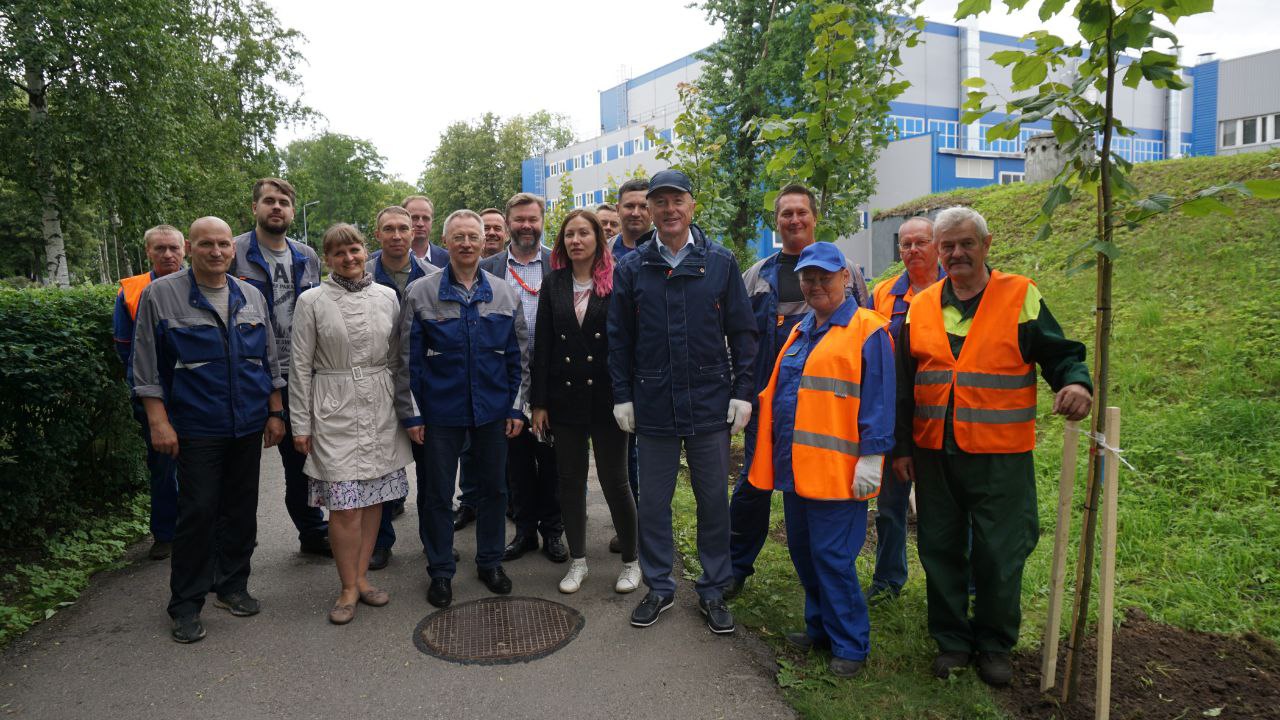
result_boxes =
[673,150,1280,719]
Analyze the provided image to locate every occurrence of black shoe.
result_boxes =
[149,540,172,560]
[300,535,333,557]
[452,505,476,532]
[478,566,512,595]
[427,577,452,608]
[502,535,538,561]
[867,583,902,607]
[213,590,260,617]
[390,500,405,519]
[170,615,206,644]
[976,651,1013,687]
[724,576,746,601]
[608,534,622,554]
[784,632,831,652]
[630,592,674,627]
[932,651,973,679]
[698,596,735,634]
[829,657,865,678]
[542,534,569,563]
[369,547,392,571]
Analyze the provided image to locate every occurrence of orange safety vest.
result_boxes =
[748,307,889,501]
[909,270,1038,454]
[119,272,153,321]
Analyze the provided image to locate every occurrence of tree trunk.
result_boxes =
[1062,5,1118,703]
[25,62,70,287]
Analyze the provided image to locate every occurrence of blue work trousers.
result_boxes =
[782,492,871,662]
[418,421,508,578]
[728,412,771,582]
[871,474,912,592]
[636,430,731,602]
[132,401,178,542]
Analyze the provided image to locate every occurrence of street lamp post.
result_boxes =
[301,200,320,247]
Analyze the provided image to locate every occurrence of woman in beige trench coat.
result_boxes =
[290,224,413,624]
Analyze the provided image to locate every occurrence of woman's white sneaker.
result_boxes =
[615,561,642,593]
[559,558,588,593]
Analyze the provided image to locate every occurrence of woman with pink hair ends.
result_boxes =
[529,209,639,595]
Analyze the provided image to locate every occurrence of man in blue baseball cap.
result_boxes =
[744,240,895,677]
[608,168,758,634]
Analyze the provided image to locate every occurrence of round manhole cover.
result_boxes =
[413,596,585,665]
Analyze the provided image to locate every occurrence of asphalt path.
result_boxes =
[0,450,793,719]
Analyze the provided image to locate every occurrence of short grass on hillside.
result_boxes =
[672,150,1280,719]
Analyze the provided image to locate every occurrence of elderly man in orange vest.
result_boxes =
[113,224,187,560]
[893,206,1092,687]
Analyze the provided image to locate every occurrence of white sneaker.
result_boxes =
[559,558,588,594]
[615,561,642,594]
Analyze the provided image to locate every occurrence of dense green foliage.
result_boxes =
[281,132,392,246]
[0,285,143,535]
[419,110,576,226]
[0,0,308,285]
[676,151,1280,718]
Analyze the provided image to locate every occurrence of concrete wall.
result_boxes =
[1217,49,1280,121]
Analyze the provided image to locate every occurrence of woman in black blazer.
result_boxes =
[530,209,639,595]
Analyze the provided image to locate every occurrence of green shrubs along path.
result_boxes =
[672,150,1280,719]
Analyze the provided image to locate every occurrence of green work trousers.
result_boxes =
[913,447,1038,654]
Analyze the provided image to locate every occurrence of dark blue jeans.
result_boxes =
[132,401,178,542]
[728,412,771,582]
[418,421,508,578]
[279,378,327,544]
[871,473,912,592]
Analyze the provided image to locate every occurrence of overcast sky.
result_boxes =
[269,0,1274,182]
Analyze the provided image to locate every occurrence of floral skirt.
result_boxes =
[308,467,409,511]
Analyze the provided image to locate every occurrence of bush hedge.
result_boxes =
[0,286,144,540]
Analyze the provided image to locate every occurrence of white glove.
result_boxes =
[727,399,753,435]
[854,454,884,498]
[613,402,636,434]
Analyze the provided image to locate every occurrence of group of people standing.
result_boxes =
[114,168,1092,687]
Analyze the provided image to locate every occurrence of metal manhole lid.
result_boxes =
[413,596,585,665]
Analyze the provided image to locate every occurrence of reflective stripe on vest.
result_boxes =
[119,273,153,321]
[749,308,888,500]
[908,270,1038,454]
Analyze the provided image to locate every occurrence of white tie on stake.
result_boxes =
[1084,429,1136,472]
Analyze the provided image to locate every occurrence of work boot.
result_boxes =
[976,652,1013,687]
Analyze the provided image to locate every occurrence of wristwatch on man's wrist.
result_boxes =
[268,410,285,420]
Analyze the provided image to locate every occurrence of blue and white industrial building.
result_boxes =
[521,19,1280,276]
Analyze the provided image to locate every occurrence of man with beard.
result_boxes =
[481,193,568,565]
[114,224,187,561]
[479,208,507,259]
[403,194,449,268]
[894,206,1091,686]
[231,178,328,556]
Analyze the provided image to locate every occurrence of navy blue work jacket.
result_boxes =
[608,225,758,436]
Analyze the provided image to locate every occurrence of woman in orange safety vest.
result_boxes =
[748,242,895,678]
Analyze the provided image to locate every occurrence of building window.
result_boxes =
[999,171,1025,184]
[955,157,994,180]
[1243,118,1258,145]
[929,120,959,150]
[888,115,925,139]
[1222,121,1237,147]
[1132,138,1164,163]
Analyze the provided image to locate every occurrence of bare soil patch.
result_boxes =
[1000,608,1280,720]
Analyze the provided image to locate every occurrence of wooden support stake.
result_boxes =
[1040,419,1080,693]
[1095,407,1122,720]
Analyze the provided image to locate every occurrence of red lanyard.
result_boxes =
[508,265,540,296]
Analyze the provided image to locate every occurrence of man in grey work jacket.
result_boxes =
[608,169,758,634]
[230,177,328,556]
[132,216,286,644]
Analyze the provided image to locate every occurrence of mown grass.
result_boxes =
[673,150,1280,718]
